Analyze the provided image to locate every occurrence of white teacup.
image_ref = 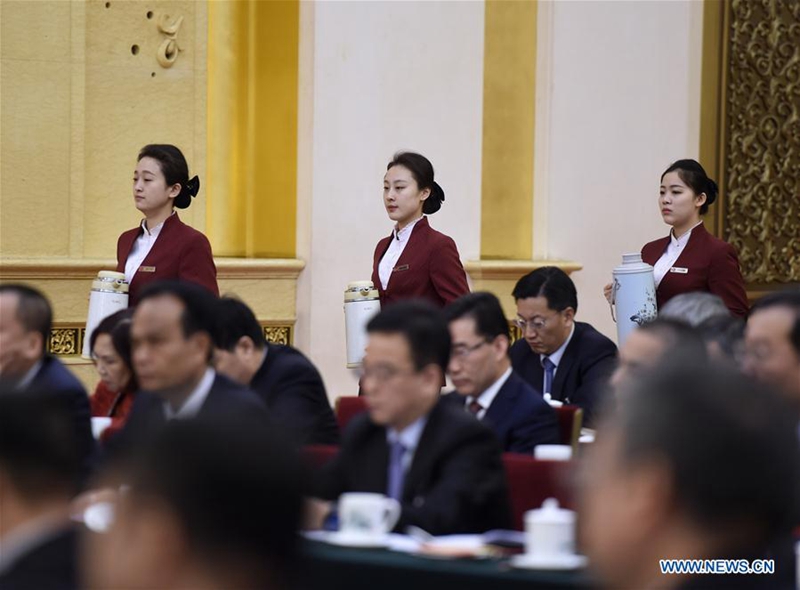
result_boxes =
[338,493,401,538]
[91,417,113,440]
[534,444,573,461]
[524,498,576,557]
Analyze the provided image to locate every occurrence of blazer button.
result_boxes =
[413,496,425,508]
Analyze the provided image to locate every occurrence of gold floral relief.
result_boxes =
[48,329,81,356]
[725,0,800,284]
[263,326,292,346]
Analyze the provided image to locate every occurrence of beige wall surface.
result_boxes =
[1,0,207,260]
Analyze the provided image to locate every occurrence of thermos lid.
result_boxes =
[345,281,379,302]
[92,270,129,293]
[524,498,576,525]
[613,252,654,274]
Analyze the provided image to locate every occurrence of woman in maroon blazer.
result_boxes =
[638,159,748,317]
[116,144,218,305]
[372,152,470,308]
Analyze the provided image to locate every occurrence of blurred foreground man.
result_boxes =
[0,285,94,476]
[315,301,511,534]
[443,292,558,454]
[0,395,83,590]
[744,289,800,420]
[84,416,303,590]
[580,363,800,590]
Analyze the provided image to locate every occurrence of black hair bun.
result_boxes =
[705,178,718,206]
[174,175,200,209]
[422,181,445,215]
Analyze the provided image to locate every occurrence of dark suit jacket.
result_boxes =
[108,372,267,458]
[641,223,748,317]
[26,356,95,483]
[250,343,339,446]
[442,371,559,455]
[0,525,78,590]
[116,212,218,305]
[509,322,617,426]
[318,399,512,535]
[371,217,470,308]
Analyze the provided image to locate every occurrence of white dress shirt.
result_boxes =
[124,214,173,284]
[652,221,703,288]
[162,367,215,420]
[378,216,424,290]
[466,366,513,420]
[386,415,428,472]
[540,323,575,397]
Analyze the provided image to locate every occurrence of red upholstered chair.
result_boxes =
[502,453,576,531]
[301,444,339,469]
[334,396,368,432]
[554,405,583,451]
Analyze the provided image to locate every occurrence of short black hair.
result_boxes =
[122,416,304,590]
[0,392,82,499]
[512,267,578,313]
[215,297,265,351]
[366,300,451,372]
[614,363,800,547]
[0,284,52,353]
[697,314,745,360]
[637,317,708,364]
[444,292,509,343]
[750,288,800,357]
[89,308,137,389]
[137,280,219,342]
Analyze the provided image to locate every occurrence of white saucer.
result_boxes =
[324,531,391,548]
[510,553,588,571]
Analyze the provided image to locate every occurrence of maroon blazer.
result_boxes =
[641,223,748,318]
[116,212,218,305]
[371,217,470,308]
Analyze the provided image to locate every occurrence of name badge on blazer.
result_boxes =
[669,267,688,274]
[393,264,410,273]
[138,266,157,273]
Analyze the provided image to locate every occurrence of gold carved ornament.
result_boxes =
[724,0,800,284]
[157,14,183,68]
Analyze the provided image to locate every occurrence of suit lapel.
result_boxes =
[552,324,581,402]
[403,401,441,498]
[482,374,517,427]
[392,217,429,272]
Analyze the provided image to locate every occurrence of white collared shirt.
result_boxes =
[378,216,424,290]
[386,415,428,472]
[0,512,70,575]
[124,214,173,284]
[540,323,575,395]
[162,367,215,420]
[465,366,513,420]
[652,221,702,288]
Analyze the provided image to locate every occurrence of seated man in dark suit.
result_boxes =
[110,281,267,455]
[213,297,339,445]
[508,267,617,425]
[313,301,512,535]
[84,417,304,590]
[0,395,84,590]
[0,284,94,479]
[442,292,558,454]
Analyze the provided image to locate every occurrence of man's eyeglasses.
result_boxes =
[451,340,489,359]
[513,316,548,332]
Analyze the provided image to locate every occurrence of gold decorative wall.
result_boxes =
[702,0,800,291]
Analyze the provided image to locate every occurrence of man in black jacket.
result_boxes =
[314,301,511,535]
[213,297,339,445]
[508,267,617,425]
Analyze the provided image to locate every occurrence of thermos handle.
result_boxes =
[608,278,618,323]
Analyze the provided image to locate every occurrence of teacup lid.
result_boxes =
[525,498,576,524]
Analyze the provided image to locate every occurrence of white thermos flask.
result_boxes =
[610,253,658,346]
[82,271,129,358]
[344,281,381,368]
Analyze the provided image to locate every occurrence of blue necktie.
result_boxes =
[387,440,406,501]
[542,356,556,396]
